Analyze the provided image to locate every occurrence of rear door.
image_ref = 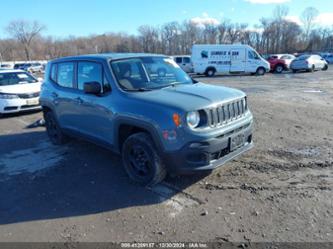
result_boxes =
[229,48,245,72]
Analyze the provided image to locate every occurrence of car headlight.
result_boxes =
[186,111,200,129]
[0,93,19,99]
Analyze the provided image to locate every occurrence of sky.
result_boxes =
[0,0,333,38]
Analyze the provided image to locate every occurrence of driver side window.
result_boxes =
[248,50,259,60]
[78,62,103,91]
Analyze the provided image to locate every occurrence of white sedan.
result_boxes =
[0,70,42,114]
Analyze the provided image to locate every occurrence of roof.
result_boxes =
[0,69,26,73]
[51,53,167,63]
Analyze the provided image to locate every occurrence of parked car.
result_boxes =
[290,54,328,73]
[267,54,296,73]
[268,55,287,73]
[279,54,296,68]
[323,54,333,64]
[0,70,42,114]
[21,63,44,73]
[14,63,26,70]
[192,44,270,76]
[172,55,193,73]
[40,53,254,185]
[0,64,13,69]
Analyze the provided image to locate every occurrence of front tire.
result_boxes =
[322,64,328,71]
[122,132,166,186]
[274,65,284,73]
[44,111,69,145]
[256,67,266,76]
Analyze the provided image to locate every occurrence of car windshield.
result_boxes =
[0,72,38,86]
[111,57,193,91]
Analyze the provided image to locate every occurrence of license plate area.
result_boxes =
[230,133,245,151]
[26,99,39,106]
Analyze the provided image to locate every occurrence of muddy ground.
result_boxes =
[0,68,332,244]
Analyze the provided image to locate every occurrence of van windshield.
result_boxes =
[111,57,193,91]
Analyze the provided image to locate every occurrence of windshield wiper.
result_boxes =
[124,87,152,92]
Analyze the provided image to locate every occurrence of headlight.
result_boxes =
[0,93,19,99]
[186,111,200,129]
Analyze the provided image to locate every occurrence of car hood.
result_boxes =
[0,82,41,94]
[129,82,245,112]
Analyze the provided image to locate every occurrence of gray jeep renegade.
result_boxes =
[40,53,253,185]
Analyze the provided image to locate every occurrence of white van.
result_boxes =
[191,44,270,76]
[172,55,193,73]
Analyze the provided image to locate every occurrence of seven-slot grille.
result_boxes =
[205,98,247,127]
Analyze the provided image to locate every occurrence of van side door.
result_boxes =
[229,49,246,72]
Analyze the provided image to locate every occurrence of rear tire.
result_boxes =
[122,132,166,186]
[44,111,69,145]
[322,64,328,71]
[256,67,265,76]
[310,65,315,72]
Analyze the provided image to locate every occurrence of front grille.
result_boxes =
[18,92,40,99]
[205,98,247,127]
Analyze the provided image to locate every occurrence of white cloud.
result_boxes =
[285,15,303,26]
[245,0,290,4]
[315,12,333,26]
[283,12,333,27]
[190,13,220,28]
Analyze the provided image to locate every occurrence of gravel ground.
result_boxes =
[0,68,332,244]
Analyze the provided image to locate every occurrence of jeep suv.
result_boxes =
[40,53,253,185]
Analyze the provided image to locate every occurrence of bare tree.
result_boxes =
[301,7,319,45]
[6,20,45,60]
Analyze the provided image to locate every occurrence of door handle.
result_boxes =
[75,97,84,105]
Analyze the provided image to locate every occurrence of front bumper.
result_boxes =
[0,97,41,114]
[163,121,253,174]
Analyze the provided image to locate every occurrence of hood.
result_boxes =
[0,82,41,94]
[129,82,245,112]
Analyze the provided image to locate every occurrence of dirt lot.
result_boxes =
[0,69,332,244]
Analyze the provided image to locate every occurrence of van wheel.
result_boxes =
[256,67,265,76]
[122,132,166,186]
[274,65,284,73]
[44,111,69,145]
[322,64,328,71]
[205,68,216,77]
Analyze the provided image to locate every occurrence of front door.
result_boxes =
[74,61,114,145]
[229,49,245,72]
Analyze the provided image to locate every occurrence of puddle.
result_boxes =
[0,141,67,176]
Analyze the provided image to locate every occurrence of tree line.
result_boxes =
[1,6,333,61]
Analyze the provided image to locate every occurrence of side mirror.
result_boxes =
[84,81,101,95]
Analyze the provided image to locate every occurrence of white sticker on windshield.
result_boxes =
[17,74,29,79]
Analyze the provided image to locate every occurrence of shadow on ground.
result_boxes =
[0,131,206,225]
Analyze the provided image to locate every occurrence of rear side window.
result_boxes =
[50,64,57,82]
[78,62,103,90]
[175,57,182,63]
[57,62,74,88]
